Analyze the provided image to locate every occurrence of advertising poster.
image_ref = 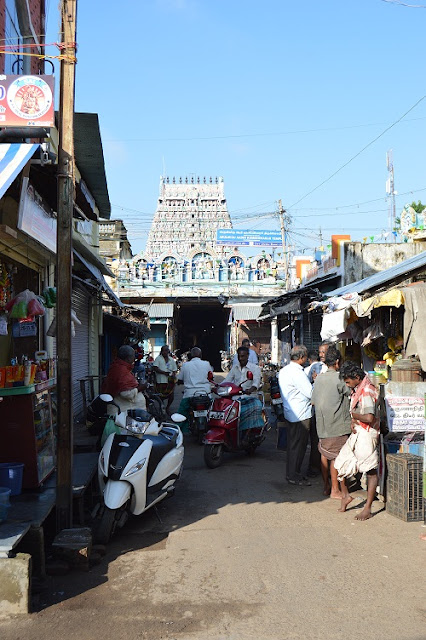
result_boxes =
[0,75,54,127]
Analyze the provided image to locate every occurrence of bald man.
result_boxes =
[177,347,214,431]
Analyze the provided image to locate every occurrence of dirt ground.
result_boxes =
[0,383,425,640]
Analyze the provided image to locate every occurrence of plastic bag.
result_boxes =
[28,297,45,316]
[101,418,120,447]
[361,322,384,347]
[0,314,7,335]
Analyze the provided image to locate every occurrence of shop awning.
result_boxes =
[0,143,39,200]
[232,304,264,320]
[74,250,124,307]
[137,303,174,318]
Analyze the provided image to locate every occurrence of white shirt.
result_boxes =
[153,354,177,384]
[232,349,258,367]
[178,358,213,398]
[279,361,312,422]
[224,362,261,392]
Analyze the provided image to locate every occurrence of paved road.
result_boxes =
[1,384,425,640]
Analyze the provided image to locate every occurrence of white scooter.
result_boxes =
[95,396,185,544]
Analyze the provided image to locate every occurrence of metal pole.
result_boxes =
[56,0,77,531]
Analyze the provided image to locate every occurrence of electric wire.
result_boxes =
[287,95,426,209]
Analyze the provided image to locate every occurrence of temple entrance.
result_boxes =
[175,301,229,370]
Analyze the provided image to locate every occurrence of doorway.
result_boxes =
[175,302,229,370]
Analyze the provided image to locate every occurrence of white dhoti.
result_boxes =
[334,426,379,481]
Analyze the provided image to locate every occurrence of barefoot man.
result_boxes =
[334,362,380,520]
[311,346,351,503]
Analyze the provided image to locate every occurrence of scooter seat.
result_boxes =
[144,434,176,483]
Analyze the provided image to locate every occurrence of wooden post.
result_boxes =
[56,0,78,531]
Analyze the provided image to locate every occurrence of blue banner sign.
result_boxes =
[217,229,282,247]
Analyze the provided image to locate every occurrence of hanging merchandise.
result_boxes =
[361,322,384,347]
[46,307,82,338]
[0,262,13,309]
[42,287,57,308]
[0,314,7,336]
[383,336,404,366]
[6,289,46,321]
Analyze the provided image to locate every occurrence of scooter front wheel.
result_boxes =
[204,443,223,468]
[95,506,118,544]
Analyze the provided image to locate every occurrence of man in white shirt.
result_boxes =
[279,345,312,485]
[232,338,259,367]
[153,345,178,414]
[224,346,264,433]
[177,347,213,431]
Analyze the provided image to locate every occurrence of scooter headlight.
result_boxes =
[124,458,147,477]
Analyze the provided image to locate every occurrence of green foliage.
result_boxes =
[410,201,425,214]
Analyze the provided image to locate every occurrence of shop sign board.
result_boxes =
[0,75,54,127]
[385,395,426,432]
[217,229,282,247]
[18,177,56,253]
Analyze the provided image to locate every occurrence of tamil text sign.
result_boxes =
[385,395,426,432]
[0,75,54,127]
[217,229,282,247]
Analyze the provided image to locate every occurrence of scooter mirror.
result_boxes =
[99,393,113,402]
[246,370,254,380]
[171,413,186,423]
[207,371,214,382]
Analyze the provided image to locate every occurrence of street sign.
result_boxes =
[216,229,282,247]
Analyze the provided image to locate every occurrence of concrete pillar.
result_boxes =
[0,554,32,616]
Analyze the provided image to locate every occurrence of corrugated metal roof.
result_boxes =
[326,250,426,298]
[74,113,111,219]
[137,303,174,318]
[232,304,264,320]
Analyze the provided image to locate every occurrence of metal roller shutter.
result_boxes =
[71,284,90,419]
[302,310,322,352]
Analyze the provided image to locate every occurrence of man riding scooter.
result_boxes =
[223,345,264,439]
[176,347,214,433]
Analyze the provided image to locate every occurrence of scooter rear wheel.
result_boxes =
[204,443,223,468]
[95,506,118,544]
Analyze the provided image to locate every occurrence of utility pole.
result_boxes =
[278,199,290,290]
[56,0,77,531]
[386,150,396,243]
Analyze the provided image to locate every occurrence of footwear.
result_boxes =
[301,478,312,486]
[307,469,320,478]
[287,478,302,486]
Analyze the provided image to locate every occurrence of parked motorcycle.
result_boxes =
[94,395,185,544]
[203,371,269,468]
[219,350,232,372]
[269,374,284,421]
[188,393,212,444]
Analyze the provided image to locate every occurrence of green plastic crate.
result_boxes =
[386,453,424,522]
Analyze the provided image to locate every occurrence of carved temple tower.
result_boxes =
[145,176,232,261]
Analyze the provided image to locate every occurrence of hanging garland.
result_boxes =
[0,262,13,309]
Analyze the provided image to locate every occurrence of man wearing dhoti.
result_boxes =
[334,362,379,520]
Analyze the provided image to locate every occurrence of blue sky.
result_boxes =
[47,0,426,256]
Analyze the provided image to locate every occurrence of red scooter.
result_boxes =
[203,371,268,468]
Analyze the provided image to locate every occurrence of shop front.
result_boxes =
[313,262,426,522]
